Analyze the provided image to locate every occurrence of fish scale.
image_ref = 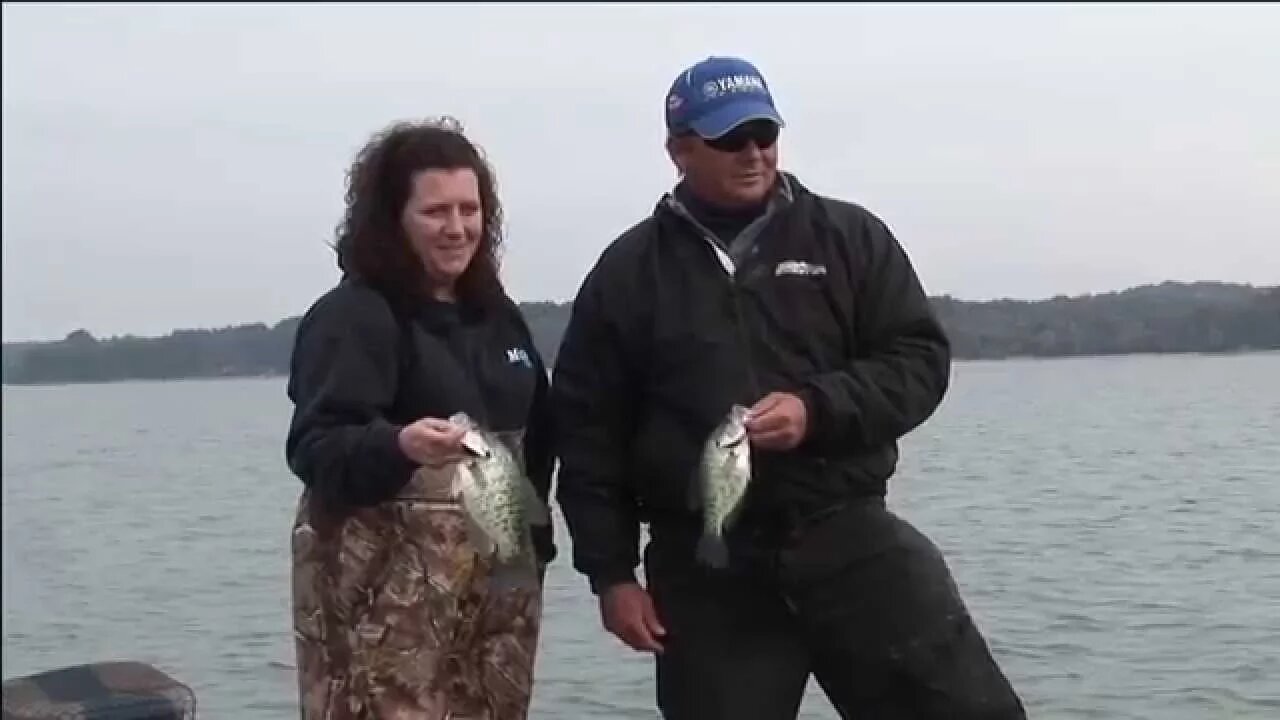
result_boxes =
[693,404,754,569]
[449,413,551,570]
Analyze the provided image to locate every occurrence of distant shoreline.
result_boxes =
[4,348,1275,389]
[4,281,1277,387]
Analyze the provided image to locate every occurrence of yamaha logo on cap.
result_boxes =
[665,56,784,138]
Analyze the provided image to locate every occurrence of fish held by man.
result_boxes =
[692,404,754,569]
[448,412,551,576]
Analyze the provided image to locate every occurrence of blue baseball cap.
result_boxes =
[664,56,784,139]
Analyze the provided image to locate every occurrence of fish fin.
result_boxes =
[519,474,552,527]
[527,497,552,528]
[493,428,526,464]
[460,509,496,558]
[722,496,751,534]
[695,533,731,569]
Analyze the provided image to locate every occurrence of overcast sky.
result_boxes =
[3,3,1277,342]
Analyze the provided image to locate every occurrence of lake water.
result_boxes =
[3,352,1279,719]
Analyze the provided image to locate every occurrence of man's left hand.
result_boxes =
[745,392,808,451]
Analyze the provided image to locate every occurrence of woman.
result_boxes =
[283,117,556,720]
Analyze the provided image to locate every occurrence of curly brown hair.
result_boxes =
[334,116,506,312]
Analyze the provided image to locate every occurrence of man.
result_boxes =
[551,55,1026,719]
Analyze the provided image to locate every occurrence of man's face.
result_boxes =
[670,119,780,208]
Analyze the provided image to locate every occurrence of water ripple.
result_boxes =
[5,355,1280,719]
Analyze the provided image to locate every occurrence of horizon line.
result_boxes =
[3,278,1275,346]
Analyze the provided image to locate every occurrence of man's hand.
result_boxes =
[600,581,666,654]
[745,392,808,451]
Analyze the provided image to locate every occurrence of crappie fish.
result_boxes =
[691,404,753,569]
[449,413,551,570]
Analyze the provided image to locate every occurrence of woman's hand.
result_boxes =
[397,417,468,467]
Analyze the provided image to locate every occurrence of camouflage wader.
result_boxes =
[291,462,544,720]
[1,661,196,720]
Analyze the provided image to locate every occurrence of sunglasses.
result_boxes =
[701,120,780,153]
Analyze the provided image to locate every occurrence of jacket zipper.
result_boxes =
[664,195,780,403]
[681,217,765,402]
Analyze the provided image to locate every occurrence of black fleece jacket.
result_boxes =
[551,174,949,592]
[284,276,556,565]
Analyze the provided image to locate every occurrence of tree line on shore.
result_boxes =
[4,281,1277,386]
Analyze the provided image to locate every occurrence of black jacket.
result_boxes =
[550,174,949,592]
[284,276,556,564]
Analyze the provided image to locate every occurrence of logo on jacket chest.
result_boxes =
[505,347,534,369]
[774,260,827,277]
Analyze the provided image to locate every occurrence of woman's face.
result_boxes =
[400,167,484,299]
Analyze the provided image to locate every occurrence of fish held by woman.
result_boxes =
[449,412,551,585]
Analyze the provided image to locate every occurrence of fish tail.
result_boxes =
[722,496,748,533]
[695,532,730,569]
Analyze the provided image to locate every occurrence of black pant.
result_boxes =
[644,501,1027,720]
